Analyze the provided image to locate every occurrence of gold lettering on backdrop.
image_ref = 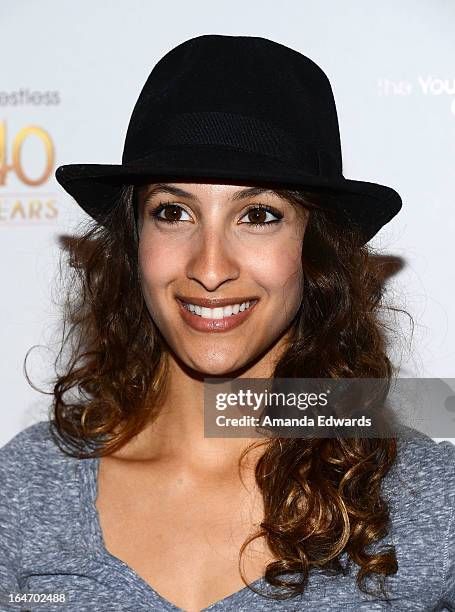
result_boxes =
[0,121,55,186]
[0,122,60,224]
[0,198,58,222]
[10,200,26,220]
[29,200,43,218]
[44,199,57,219]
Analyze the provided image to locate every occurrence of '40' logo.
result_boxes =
[0,120,54,186]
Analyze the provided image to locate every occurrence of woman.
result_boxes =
[1,35,454,612]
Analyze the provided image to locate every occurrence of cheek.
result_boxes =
[253,239,303,296]
[138,235,181,296]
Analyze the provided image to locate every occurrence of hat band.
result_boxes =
[123,111,341,178]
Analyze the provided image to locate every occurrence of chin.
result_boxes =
[167,332,275,378]
[182,352,258,379]
[190,358,246,377]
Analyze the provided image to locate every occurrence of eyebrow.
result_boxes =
[143,183,276,202]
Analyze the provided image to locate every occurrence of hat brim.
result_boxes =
[55,145,402,244]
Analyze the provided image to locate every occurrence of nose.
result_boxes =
[185,225,241,291]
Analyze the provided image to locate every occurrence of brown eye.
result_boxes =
[247,208,268,224]
[148,202,191,224]
[240,204,283,227]
[162,205,183,222]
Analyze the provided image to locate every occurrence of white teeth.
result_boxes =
[183,300,253,319]
[212,307,225,319]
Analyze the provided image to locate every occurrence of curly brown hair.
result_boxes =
[29,182,412,602]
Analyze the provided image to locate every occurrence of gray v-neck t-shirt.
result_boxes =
[0,420,454,611]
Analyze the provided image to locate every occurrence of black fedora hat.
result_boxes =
[55,34,402,244]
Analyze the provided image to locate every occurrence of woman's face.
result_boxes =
[137,182,308,376]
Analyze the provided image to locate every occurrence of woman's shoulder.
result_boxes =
[0,420,88,544]
[377,429,455,606]
[0,421,91,589]
[389,427,455,486]
[0,419,61,462]
[382,427,454,559]
[382,427,455,506]
[0,420,79,494]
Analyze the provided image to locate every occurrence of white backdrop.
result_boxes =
[1,0,454,446]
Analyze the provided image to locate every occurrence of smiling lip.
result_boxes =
[175,295,259,308]
[176,297,259,332]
